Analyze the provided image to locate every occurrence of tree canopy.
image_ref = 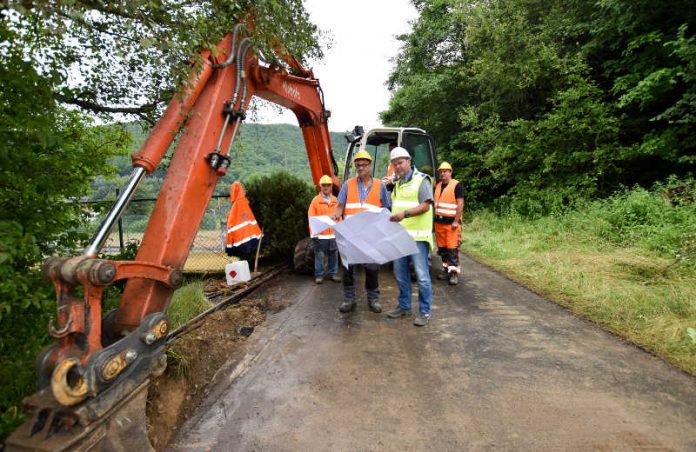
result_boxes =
[382,0,695,215]
[2,0,322,123]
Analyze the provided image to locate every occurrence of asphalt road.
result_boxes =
[170,255,696,451]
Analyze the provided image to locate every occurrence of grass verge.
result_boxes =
[461,201,696,376]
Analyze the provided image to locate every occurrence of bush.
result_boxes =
[478,178,696,268]
[0,299,53,441]
[530,179,696,266]
[595,182,696,259]
[246,171,315,260]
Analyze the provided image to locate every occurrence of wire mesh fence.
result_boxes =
[94,194,237,273]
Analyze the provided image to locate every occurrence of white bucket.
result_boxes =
[225,260,251,285]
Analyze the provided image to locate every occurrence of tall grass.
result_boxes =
[462,181,696,375]
[167,281,213,329]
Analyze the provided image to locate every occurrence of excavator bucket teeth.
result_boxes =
[5,381,153,452]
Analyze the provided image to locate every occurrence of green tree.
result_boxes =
[0,20,131,439]
[382,0,695,213]
[3,0,322,123]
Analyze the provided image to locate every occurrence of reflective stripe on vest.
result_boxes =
[434,180,460,218]
[226,224,262,247]
[344,177,382,218]
[227,220,258,233]
[392,200,420,209]
[226,233,263,248]
[391,171,433,248]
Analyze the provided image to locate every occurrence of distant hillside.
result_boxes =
[90,122,348,201]
[224,123,348,185]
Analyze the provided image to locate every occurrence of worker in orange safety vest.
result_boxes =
[433,162,465,285]
[308,175,341,285]
[225,181,263,258]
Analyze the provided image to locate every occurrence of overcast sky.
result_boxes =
[251,0,418,133]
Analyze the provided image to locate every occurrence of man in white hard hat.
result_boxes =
[386,146,435,327]
[331,150,392,314]
[308,175,341,284]
[434,162,464,284]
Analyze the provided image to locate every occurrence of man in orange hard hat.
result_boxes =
[331,149,392,314]
[433,162,464,285]
[308,175,341,284]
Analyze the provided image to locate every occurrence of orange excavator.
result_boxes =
[6,25,340,451]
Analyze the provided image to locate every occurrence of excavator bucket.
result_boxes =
[6,380,153,451]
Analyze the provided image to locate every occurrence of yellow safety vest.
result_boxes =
[391,171,433,249]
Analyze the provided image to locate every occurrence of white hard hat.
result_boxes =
[390,146,411,161]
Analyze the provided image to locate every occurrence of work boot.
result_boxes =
[315,277,323,284]
[436,269,448,280]
[339,299,356,313]
[448,273,459,285]
[413,313,430,327]
[368,299,382,313]
[329,274,342,283]
[386,306,412,318]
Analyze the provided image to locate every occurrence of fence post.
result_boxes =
[116,188,124,253]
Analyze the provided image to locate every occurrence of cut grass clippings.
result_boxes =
[461,211,696,376]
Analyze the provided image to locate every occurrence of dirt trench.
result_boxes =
[145,276,292,451]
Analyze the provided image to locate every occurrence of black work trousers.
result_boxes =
[342,264,380,302]
[438,247,460,268]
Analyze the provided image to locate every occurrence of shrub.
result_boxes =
[245,171,315,260]
[595,182,696,259]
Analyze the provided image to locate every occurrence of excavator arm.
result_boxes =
[7,26,338,451]
[115,30,339,333]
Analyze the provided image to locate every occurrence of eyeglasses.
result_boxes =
[355,163,370,169]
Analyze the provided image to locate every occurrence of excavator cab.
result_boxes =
[343,127,437,182]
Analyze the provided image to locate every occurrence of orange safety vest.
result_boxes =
[344,177,383,218]
[434,179,461,218]
[308,193,338,238]
[226,181,263,256]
